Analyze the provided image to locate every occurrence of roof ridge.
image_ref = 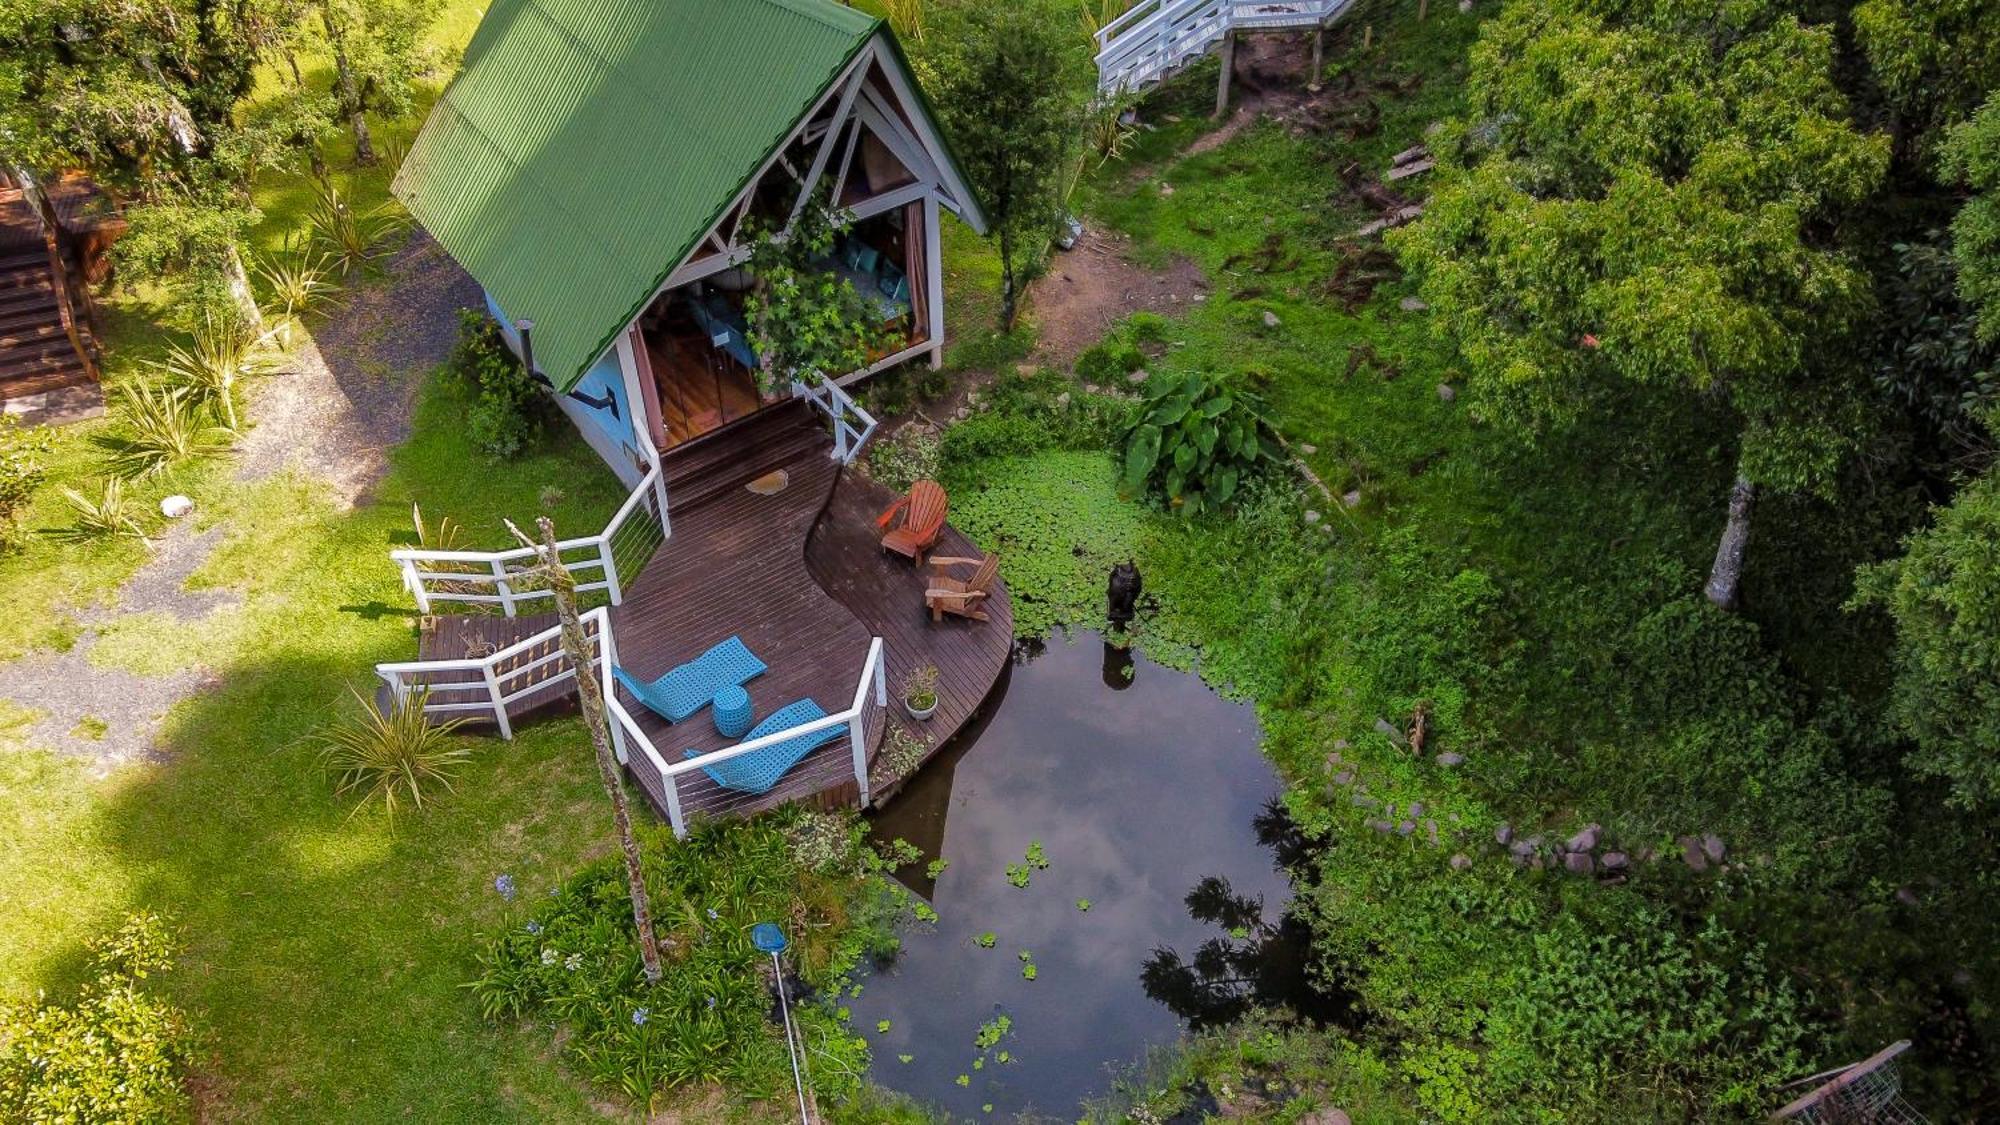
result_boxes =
[756,0,883,34]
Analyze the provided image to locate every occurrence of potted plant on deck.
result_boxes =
[902,664,940,722]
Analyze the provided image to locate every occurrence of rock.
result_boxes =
[1333,738,1350,751]
[1494,823,1513,845]
[1262,310,1282,329]
[1192,293,1207,303]
[1600,851,1629,871]
[1158,182,1175,197]
[1407,802,1424,818]
[1566,824,1601,853]
[1305,510,1322,524]
[1367,819,1394,833]
[1302,1109,1352,1125]
[1332,770,1354,786]
[1016,364,1037,378]
[1701,834,1725,863]
[1373,716,1406,745]
[1397,820,1416,835]
[1300,443,1317,455]
[1458,0,1472,9]
[1563,852,1595,875]
[1399,296,1429,312]
[1895,886,1920,907]
[1436,752,1465,767]
[1127,369,1150,383]
[1342,489,1364,508]
[1448,854,1473,871]
[1437,383,1457,402]
[160,495,195,519]
[1351,795,1379,808]
[1082,383,1101,394]
[1427,820,1440,846]
[1679,835,1708,872]
[1509,839,1535,858]
[1424,121,1446,137]
[954,407,971,420]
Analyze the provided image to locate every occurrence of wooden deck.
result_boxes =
[417,402,1013,827]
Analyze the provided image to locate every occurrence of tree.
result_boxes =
[305,0,441,166]
[1943,95,2000,344]
[1855,463,2000,805]
[1392,0,1888,610]
[1853,0,2000,159]
[510,517,665,984]
[915,0,1090,330]
[743,190,882,393]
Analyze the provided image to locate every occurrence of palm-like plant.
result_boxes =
[151,312,284,433]
[107,382,232,480]
[256,244,340,333]
[48,478,148,544]
[882,0,924,41]
[317,688,471,820]
[309,180,410,277]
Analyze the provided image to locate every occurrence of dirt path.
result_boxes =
[0,234,479,765]
[1027,228,1209,369]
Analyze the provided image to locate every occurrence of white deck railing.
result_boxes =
[391,465,667,616]
[793,378,878,464]
[605,636,888,838]
[1095,0,1355,94]
[375,608,609,740]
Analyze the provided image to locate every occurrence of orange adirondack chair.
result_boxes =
[926,553,999,622]
[877,480,948,564]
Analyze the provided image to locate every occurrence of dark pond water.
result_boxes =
[848,632,1325,1120]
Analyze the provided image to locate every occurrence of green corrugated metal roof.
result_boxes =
[392,0,881,392]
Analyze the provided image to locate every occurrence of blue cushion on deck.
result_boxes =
[682,699,846,795]
[612,636,766,723]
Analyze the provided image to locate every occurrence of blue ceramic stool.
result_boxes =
[712,684,753,739]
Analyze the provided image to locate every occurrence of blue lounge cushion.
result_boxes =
[841,241,880,275]
[877,267,908,303]
[613,636,766,723]
[682,699,846,795]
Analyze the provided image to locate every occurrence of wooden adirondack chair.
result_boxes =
[926,553,999,622]
[877,480,948,564]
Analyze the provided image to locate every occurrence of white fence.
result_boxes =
[793,378,878,464]
[605,637,888,838]
[375,609,608,740]
[1095,0,1354,94]
[391,465,667,616]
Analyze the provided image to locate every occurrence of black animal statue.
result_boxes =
[1107,561,1143,629]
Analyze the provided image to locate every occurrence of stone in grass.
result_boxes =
[1563,851,1595,875]
[1342,489,1364,508]
[1262,310,1282,329]
[1448,853,1473,871]
[1332,770,1354,786]
[161,494,194,519]
[1702,833,1726,863]
[1397,820,1416,835]
[1399,296,1429,312]
[1566,824,1601,853]
[1600,852,1629,871]
[1679,835,1708,872]
[1494,822,1513,845]
[1437,383,1458,403]
[1304,509,1321,524]
[1366,819,1393,833]
[1437,751,1465,767]
[1127,369,1150,384]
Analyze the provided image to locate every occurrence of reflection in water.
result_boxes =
[1140,804,1358,1031]
[1101,638,1135,690]
[852,634,1309,1120]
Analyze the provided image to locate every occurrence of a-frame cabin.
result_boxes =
[394,0,988,489]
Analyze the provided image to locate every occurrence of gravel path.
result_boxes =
[239,233,481,505]
[0,233,479,766]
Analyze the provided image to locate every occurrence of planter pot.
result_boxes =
[903,697,938,722]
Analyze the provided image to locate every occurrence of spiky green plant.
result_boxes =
[882,0,924,41]
[107,382,232,480]
[48,478,148,544]
[151,312,284,433]
[256,244,340,330]
[316,688,471,820]
[309,180,410,277]
[1087,92,1139,165]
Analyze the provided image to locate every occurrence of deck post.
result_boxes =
[401,558,432,615]
[483,664,514,741]
[924,193,945,371]
[599,617,629,766]
[662,774,687,838]
[599,538,623,606]
[1214,28,1236,118]
[1310,25,1324,89]
[491,558,516,618]
[850,720,872,807]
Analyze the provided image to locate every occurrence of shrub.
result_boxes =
[470,814,897,1107]
[1121,369,1280,516]
[106,382,232,480]
[316,688,471,819]
[49,479,148,545]
[0,912,197,1124]
[1075,339,1146,386]
[308,179,409,277]
[0,414,51,551]
[150,310,284,433]
[450,309,548,461]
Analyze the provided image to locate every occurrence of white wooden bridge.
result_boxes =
[1095,0,1360,95]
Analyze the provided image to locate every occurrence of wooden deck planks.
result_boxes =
[410,403,1013,829]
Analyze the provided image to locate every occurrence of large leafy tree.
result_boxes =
[915,0,1090,330]
[1943,95,2000,344]
[303,0,441,166]
[1394,0,1888,609]
[1856,463,2000,805]
[1853,0,2000,158]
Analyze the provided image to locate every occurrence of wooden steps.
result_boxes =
[0,197,93,411]
[661,400,828,516]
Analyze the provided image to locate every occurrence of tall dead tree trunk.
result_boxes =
[319,5,377,166]
[1704,475,1757,611]
[517,517,665,983]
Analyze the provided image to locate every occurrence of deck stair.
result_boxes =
[660,399,827,516]
[1095,0,1358,95]
[0,207,95,412]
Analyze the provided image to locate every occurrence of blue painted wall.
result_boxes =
[484,291,637,453]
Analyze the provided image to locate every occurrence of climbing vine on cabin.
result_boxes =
[744,188,885,395]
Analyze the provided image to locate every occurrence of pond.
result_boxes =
[848,632,1335,1120]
